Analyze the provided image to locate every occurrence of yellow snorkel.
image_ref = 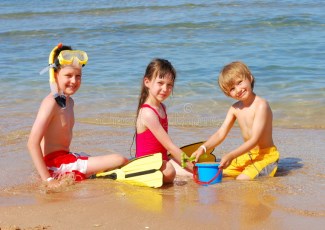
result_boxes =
[48,43,66,108]
[40,43,88,108]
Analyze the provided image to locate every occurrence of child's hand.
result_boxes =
[219,154,233,169]
[42,175,75,193]
[46,179,62,189]
[181,152,196,168]
[190,148,205,163]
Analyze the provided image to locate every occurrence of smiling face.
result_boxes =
[144,73,174,103]
[218,61,255,100]
[227,77,253,101]
[55,65,82,96]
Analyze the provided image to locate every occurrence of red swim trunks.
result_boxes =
[44,150,89,181]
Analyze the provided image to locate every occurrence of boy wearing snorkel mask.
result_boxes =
[27,43,128,189]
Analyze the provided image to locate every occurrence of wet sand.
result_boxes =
[0,124,324,229]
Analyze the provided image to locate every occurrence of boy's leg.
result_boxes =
[45,150,89,181]
[223,153,251,178]
[236,173,251,180]
[241,147,280,179]
[86,154,128,177]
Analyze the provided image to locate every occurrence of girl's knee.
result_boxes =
[161,161,176,183]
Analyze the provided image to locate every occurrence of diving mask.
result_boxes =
[39,43,88,109]
[57,50,88,67]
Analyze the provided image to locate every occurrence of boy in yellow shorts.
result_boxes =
[191,61,279,180]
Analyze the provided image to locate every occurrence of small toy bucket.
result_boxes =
[193,162,222,185]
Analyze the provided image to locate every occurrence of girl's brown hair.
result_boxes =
[135,58,176,119]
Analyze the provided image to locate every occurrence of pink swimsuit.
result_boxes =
[136,104,169,161]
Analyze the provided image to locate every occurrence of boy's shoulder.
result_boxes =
[252,96,272,115]
[42,94,56,105]
[254,95,270,107]
[41,94,74,107]
[39,94,59,112]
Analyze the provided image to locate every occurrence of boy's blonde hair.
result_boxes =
[218,61,255,96]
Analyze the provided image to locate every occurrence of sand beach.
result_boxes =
[1,124,324,230]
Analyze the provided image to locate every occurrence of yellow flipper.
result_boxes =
[181,141,216,162]
[118,171,163,188]
[95,153,163,188]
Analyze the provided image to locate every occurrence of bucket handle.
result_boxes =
[193,163,222,185]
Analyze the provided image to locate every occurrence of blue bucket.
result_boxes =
[194,162,222,185]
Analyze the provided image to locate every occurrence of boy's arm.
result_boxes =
[220,100,271,169]
[191,106,236,162]
[139,109,193,171]
[27,96,56,181]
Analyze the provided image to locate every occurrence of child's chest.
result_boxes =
[156,108,166,119]
[235,107,255,137]
[54,106,74,130]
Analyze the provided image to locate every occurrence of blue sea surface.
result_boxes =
[0,0,324,129]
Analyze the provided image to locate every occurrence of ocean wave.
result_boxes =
[242,15,323,28]
[79,3,208,15]
[0,29,49,37]
[0,3,208,19]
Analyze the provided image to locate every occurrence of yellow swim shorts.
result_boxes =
[223,146,280,179]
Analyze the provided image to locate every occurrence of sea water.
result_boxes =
[1,0,324,130]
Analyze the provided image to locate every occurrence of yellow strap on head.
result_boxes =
[47,43,67,109]
[49,43,62,84]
